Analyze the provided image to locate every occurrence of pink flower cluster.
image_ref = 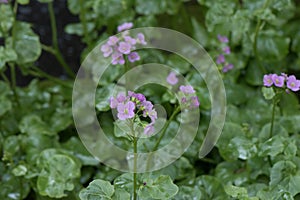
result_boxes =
[109,91,157,135]
[179,85,200,108]
[216,35,234,73]
[101,22,147,65]
[166,72,200,108]
[263,73,300,92]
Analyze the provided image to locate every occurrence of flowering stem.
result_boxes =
[124,61,130,90]
[28,67,72,88]
[48,2,75,78]
[269,98,276,138]
[153,106,181,151]
[133,135,138,200]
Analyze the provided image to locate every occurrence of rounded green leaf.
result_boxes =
[79,179,115,200]
[138,175,179,199]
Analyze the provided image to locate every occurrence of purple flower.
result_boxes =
[109,97,118,109]
[217,35,229,43]
[190,96,200,108]
[286,75,300,92]
[281,73,288,79]
[180,85,195,94]
[117,22,133,32]
[148,110,157,123]
[222,63,234,73]
[128,91,135,97]
[0,0,8,3]
[128,52,140,63]
[118,42,131,55]
[223,46,231,54]
[135,93,146,102]
[144,123,154,135]
[117,101,135,120]
[271,74,285,88]
[263,74,273,87]
[107,36,119,46]
[216,54,225,64]
[166,72,178,85]
[136,33,147,45]
[181,97,187,103]
[101,44,113,57]
[142,101,154,117]
[117,93,126,103]
[124,36,137,45]
[112,52,125,65]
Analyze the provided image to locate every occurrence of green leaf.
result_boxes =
[135,0,165,15]
[205,0,236,32]
[19,115,56,136]
[95,85,114,112]
[111,189,130,200]
[0,4,14,36]
[258,135,285,157]
[37,150,81,198]
[37,0,53,3]
[62,137,99,166]
[0,96,12,116]
[12,164,28,176]
[114,119,132,138]
[262,87,275,100]
[11,22,41,64]
[166,54,191,74]
[245,61,264,86]
[191,17,209,47]
[0,163,31,200]
[138,175,179,199]
[2,135,20,161]
[0,46,17,70]
[113,173,133,194]
[194,175,229,200]
[17,0,30,5]
[224,185,258,199]
[79,179,115,200]
[256,31,290,62]
[270,160,300,196]
[173,186,201,200]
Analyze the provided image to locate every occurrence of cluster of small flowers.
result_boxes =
[109,91,157,135]
[216,35,234,73]
[0,0,8,3]
[166,72,200,108]
[100,22,147,65]
[179,85,200,108]
[263,73,300,92]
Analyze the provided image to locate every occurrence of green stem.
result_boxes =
[124,61,130,90]
[269,98,276,138]
[48,2,75,78]
[145,106,180,171]
[28,67,73,88]
[79,0,91,47]
[133,136,138,200]
[1,72,10,84]
[9,64,20,106]
[153,106,180,151]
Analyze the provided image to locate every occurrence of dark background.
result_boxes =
[16,0,84,85]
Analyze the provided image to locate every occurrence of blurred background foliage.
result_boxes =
[0,0,300,199]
